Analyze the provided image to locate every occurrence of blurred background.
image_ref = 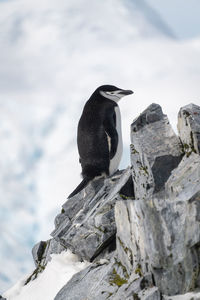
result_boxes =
[0,0,200,293]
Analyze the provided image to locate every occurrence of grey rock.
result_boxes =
[20,103,200,299]
[131,103,183,195]
[152,157,200,295]
[32,239,66,268]
[137,287,161,300]
[54,257,156,300]
[115,200,135,276]
[32,241,47,267]
[178,103,200,155]
[25,238,67,285]
[54,258,118,300]
[116,103,183,277]
[165,152,200,201]
[109,272,155,300]
[115,103,200,295]
[131,103,164,131]
[51,167,132,261]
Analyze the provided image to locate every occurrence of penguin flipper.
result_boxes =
[104,111,118,159]
[68,177,91,198]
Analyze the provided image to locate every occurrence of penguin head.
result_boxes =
[97,85,133,103]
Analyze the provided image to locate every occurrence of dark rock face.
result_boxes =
[24,103,200,300]
[151,154,182,192]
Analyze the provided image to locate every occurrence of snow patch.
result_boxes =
[3,250,89,300]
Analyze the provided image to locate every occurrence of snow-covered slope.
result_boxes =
[1,0,200,294]
[3,251,89,300]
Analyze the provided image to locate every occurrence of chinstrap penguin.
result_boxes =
[68,85,133,198]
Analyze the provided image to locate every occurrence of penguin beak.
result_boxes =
[119,89,134,96]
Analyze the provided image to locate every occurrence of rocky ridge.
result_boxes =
[4,103,200,300]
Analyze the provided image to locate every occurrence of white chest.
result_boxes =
[109,106,123,175]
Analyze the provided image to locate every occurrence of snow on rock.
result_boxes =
[163,290,200,300]
[3,251,89,300]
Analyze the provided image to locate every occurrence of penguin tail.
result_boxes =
[68,177,92,198]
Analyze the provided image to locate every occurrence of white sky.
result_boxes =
[148,0,200,39]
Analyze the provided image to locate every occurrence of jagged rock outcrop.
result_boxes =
[51,168,133,261]
[116,103,200,297]
[17,103,200,299]
[178,103,200,155]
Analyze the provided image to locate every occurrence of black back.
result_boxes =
[78,88,118,179]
